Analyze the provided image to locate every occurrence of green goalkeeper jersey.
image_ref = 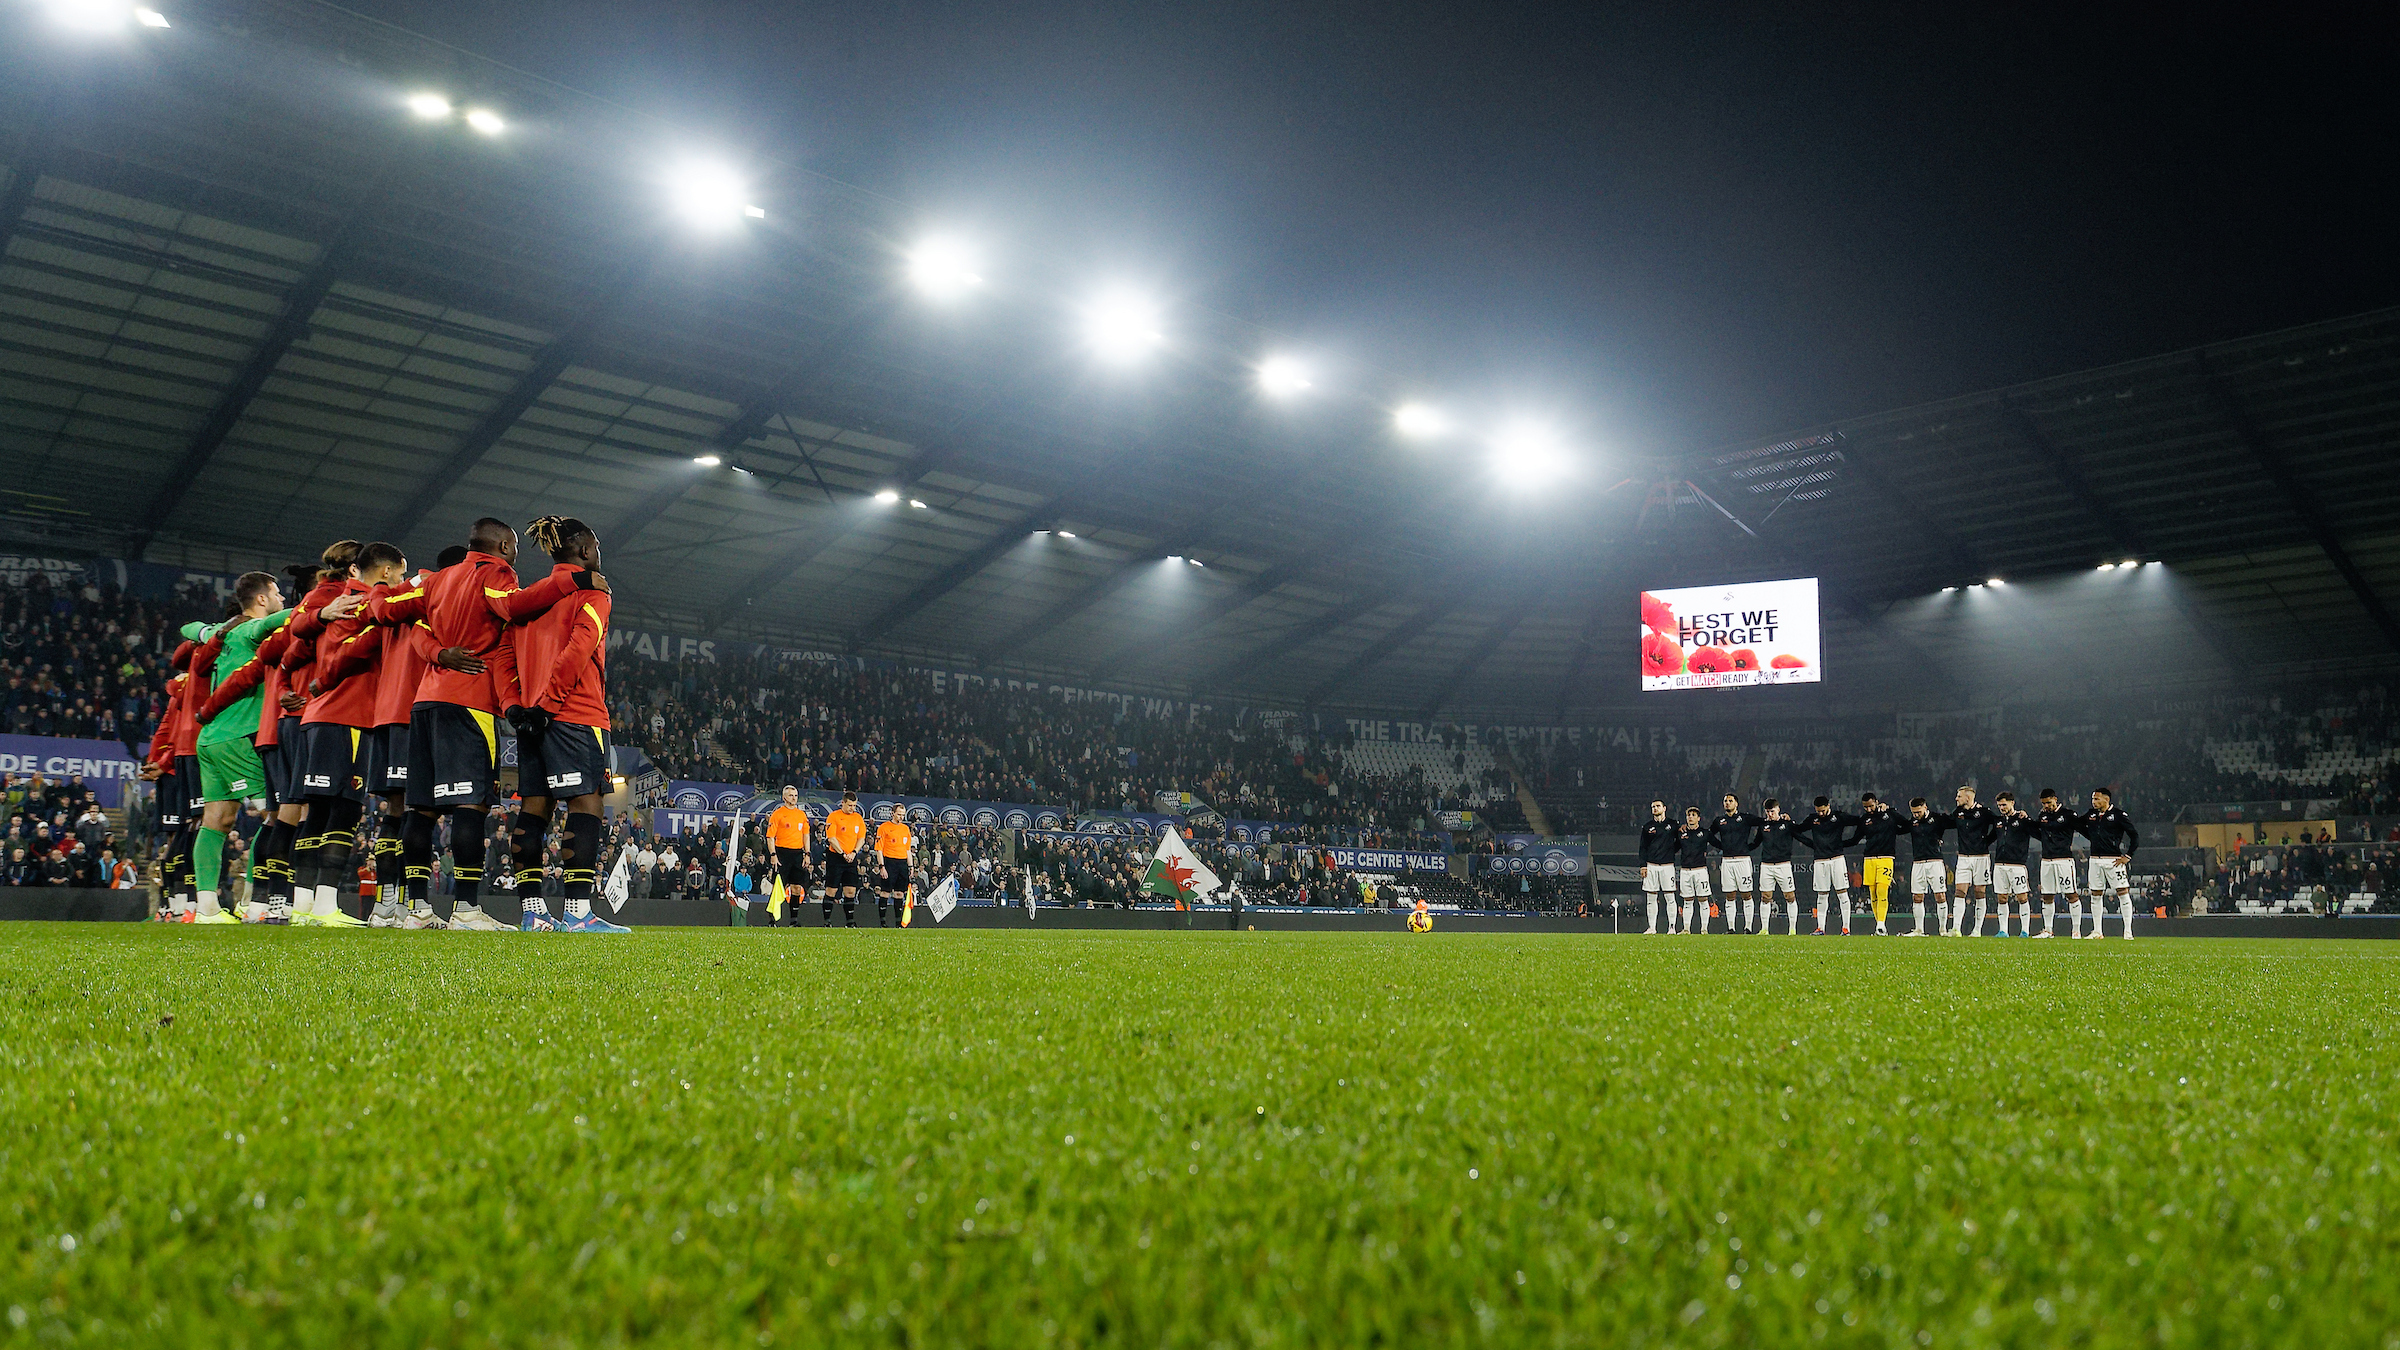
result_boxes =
[193,610,292,749]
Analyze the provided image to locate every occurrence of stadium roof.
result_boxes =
[5,1,2398,721]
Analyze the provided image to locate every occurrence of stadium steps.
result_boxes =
[1488,737,1553,836]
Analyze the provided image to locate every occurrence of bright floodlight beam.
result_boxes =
[667,163,763,229]
[1083,290,1162,364]
[1257,356,1312,398]
[692,455,721,466]
[136,7,168,25]
[873,489,900,504]
[1393,403,1449,438]
[464,109,504,135]
[907,237,984,300]
[1487,422,1572,484]
[406,93,452,119]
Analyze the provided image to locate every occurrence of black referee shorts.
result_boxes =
[775,853,811,889]
[879,857,910,891]
[823,852,861,890]
[405,702,500,810]
[517,719,609,797]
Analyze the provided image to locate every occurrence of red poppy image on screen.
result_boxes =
[1772,654,1808,669]
[1640,591,1676,636]
[1727,648,1760,671]
[1686,646,1734,674]
[1641,631,1685,677]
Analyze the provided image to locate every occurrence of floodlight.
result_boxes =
[463,108,504,135]
[1393,403,1449,438]
[1083,290,1162,364]
[1257,356,1312,398]
[46,1,141,30]
[406,93,452,119]
[1166,555,1182,562]
[1057,531,1076,539]
[907,237,984,299]
[1487,422,1572,482]
[908,499,928,509]
[2126,559,2142,568]
[135,7,168,25]
[2097,563,2116,571]
[1968,583,1983,589]
[692,454,721,466]
[873,489,900,504]
[667,163,759,229]
[1986,577,2005,587]
[1941,586,1957,593]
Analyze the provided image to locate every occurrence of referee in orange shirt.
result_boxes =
[765,785,813,927]
[822,792,868,927]
[872,811,914,928]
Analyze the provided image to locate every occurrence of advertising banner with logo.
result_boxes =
[1474,842,1590,877]
[0,734,146,807]
[1324,846,1449,874]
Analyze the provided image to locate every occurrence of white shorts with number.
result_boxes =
[1953,855,1991,886]
[1993,862,2030,896]
[1718,857,1754,891]
[2040,858,2078,894]
[1910,860,1948,894]
[2087,857,2129,892]
[1643,863,1676,893]
[1759,861,1795,894]
[1679,867,1712,898]
[1812,858,1847,892]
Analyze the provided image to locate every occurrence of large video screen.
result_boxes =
[1640,577,1821,691]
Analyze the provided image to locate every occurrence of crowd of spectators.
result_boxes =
[2,772,137,887]
[2,571,220,746]
[611,654,1452,850]
[2218,837,2399,913]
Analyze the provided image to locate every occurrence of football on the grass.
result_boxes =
[1407,909,1433,933]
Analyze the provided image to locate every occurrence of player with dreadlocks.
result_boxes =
[507,516,628,933]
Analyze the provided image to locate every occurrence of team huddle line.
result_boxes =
[1636,786,2142,938]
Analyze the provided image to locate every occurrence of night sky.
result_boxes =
[344,0,2394,454]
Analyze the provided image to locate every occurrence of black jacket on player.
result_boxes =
[1992,810,2038,865]
[1758,817,1800,863]
[2032,806,2082,858]
[2079,806,2140,858]
[1710,811,1765,857]
[1902,812,1954,861]
[1854,804,1904,858]
[1638,821,1680,865]
[1796,810,1859,859]
[1675,826,1714,869]
[1952,803,2002,856]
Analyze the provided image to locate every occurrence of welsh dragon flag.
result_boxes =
[1142,828,1220,908]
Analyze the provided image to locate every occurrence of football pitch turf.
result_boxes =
[4,927,2394,1348]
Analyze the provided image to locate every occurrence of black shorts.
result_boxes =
[775,853,811,889]
[295,721,368,802]
[879,857,910,891]
[365,724,409,795]
[405,702,500,810]
[177,755,203,817]
[157,760,189,828]
[823,852,861,890]
[260,738,295,808]
[517,720,609,797]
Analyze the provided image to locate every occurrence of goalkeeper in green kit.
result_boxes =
[184,572,292,923]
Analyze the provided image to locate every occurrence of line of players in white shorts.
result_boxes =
[1634,785,2144,939]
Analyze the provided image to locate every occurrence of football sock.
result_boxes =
[1784,900,1798,933]
[312,796,364,916]
[2069,896,2085,936]
[2118,894,2136,938]
[449,809,487,910]
[373,816,404,907]
[562,812,601,919]
[1969,897,1985,935]
[402,809,436,913]
[194,826,226,916]
[842,891,857,926]
[1646,896,1660,932]
[1910,901,1925,934]
[509,807,551,898]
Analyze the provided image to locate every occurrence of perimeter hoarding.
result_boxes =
[1640,577,1821,691]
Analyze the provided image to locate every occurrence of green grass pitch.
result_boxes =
[3,926,2395,1347]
